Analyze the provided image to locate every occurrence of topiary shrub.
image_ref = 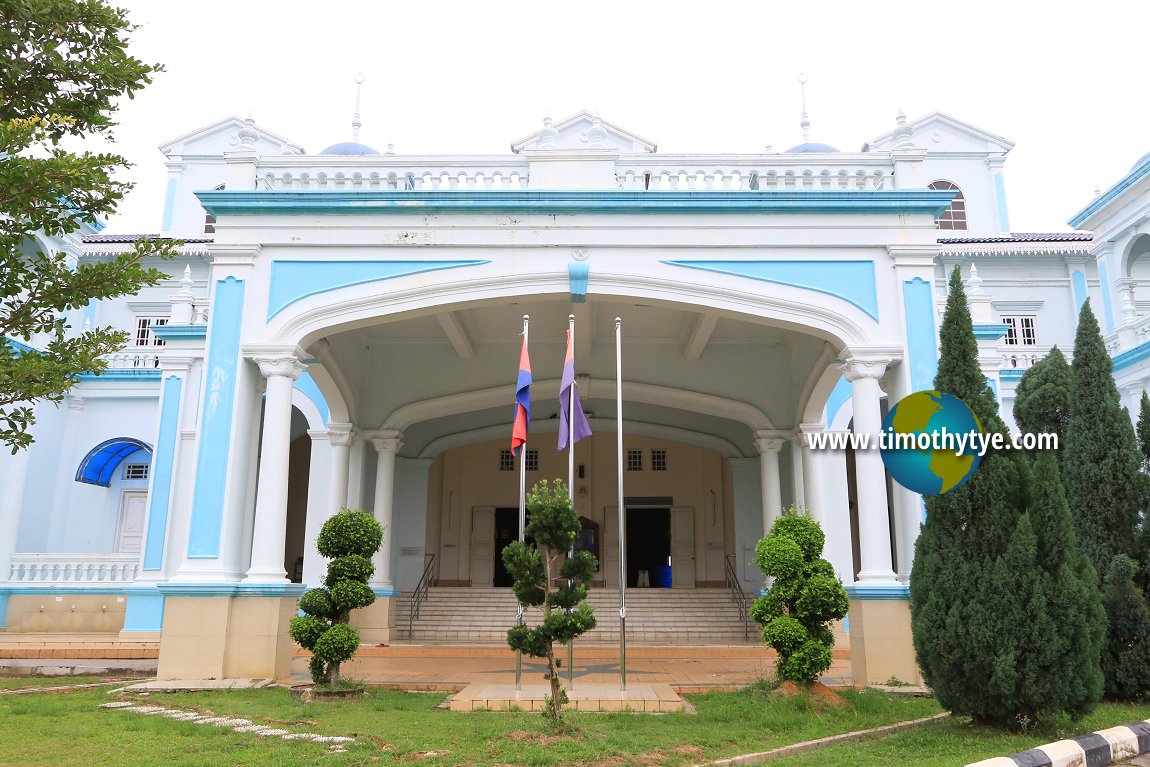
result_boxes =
[502,479,597,722]
[750,507,848,685]
[289,508,383,686]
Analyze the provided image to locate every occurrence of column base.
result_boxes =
[846,588,922,687]
[351,597,397,644]
[156,584,305,680]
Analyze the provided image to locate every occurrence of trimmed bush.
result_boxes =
[289,508,383,686]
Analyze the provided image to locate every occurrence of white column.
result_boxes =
[798,423,825,525]
[790,440,805,511]
[327,422,354,514]
[46,395,85,551]
[244,355,305,583]
[1118,278,1138,326]
[0,422,34,581]
[370,431,403,593]
[754,432,784,537]
[840,355,898,585]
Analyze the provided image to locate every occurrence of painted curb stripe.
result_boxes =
[968,719,1150,767]
[1071,733,1111,767]
[1128,721,1150,753]
[1009,748,1051,767]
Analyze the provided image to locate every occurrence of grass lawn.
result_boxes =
[0,680,941,766]
[764,700,1150,767]
[0,675,120,691]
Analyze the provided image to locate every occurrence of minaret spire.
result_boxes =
[352,73,364,142]
[798,73,810,143]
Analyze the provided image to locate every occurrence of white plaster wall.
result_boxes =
[393,458,431,592]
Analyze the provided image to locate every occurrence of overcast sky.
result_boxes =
[100,1,1149,234]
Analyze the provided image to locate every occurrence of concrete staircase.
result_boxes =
[393,587,756,644]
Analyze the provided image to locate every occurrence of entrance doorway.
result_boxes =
[626,507,671,588]
[493,507,525,587]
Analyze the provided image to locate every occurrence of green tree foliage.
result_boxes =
[1012,347,1073,459]
[911,267,1103,728]
[0,0,178,452]
[289,509,383,686]
[1135,392,1150,473]
[1099,555,1150,700]
[1064,301,1143,576]
[502,479,597,722]
[749,509,847,684]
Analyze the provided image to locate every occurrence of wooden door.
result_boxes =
[116,491,148,554]
[469,506,495,587]
[670,506,696,588]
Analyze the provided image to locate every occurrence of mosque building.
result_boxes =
[2,83,1147,685]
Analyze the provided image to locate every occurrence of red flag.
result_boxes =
[511,336,531,455]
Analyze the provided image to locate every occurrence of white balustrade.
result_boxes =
[102,352,161,369]
[258,157,531,192]
[615,155,895,192]
[9,553,139,584]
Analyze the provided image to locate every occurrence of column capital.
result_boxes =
[887,245,939,268]
[252,355,305,381]
[753,430,787,454]
[838,356,891,382]
[1091,241,1114,260]
[66,395,86,411]
[326,422,355,447]
[159,355,195,374]
[209,243,261,267]
[307,429,329,443]
[368,429,404,454]
[797,422,826,448]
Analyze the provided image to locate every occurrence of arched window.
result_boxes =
[929,180,967,230]
[75,438,153,487]
[203,184,225,234]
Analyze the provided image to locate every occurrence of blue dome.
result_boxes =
[320,141,380,155]
[784,142,841,153]
[1133,151,1150,171]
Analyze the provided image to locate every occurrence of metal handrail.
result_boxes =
[724,554,751,639]
[408,553,438,639]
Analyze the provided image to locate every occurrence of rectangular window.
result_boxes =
[1002,316,1038,346]
[651,449,667,472]
[135,317,168,347]
[627,449,643,471]
[525,449,539,472]
[499,449,514,471]
[124,463,149,480]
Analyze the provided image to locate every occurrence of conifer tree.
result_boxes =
[1099,554,1150,700]
[1137,392,1150,473]
[1012,347,1072,459]
[1063,301,1141,577]
[911,267,1101,727]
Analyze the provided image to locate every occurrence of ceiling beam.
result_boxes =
[683,312,719,360]
[436,311,474,359]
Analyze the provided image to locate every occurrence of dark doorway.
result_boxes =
[626,508,671,588]
[494,507,526,587]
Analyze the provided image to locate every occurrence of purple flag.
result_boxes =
[558,328,592,450]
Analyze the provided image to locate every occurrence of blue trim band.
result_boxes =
[371,587,401,598]
[826,376,851,425]
[1070,158,1150,228]
[151,324,208,341]
[1099,260,1116,331]
[902,277,939,391]
[845,584,910,600]
[972,323,1010,340]
[142,375,183,570]
[0,586,135,596]
[1113,340,1150,371]
[268,259,488,319]
[156,583,308,599]
[294,371,329,424]
[999,369,1025,381]
[197,189,958,218]
[78,369,162,382]
[4,337,39,355]
[187,277,244,559]
[664,259,879,320]
[1072,270,1088,313]
[0,593,7,629]
[569,260,590,304]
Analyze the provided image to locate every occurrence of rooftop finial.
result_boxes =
[352,73,365,142]
[798,73,810,144]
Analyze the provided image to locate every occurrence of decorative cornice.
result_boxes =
[150,324,208,341]
[972,323,1010,340]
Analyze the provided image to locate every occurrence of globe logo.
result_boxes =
[880,390,983,495]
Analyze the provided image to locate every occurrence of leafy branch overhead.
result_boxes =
[0,0,177,452]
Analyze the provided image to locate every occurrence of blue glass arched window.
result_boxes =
[75,438,153,487]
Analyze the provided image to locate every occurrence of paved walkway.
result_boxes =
[300,643,853,692]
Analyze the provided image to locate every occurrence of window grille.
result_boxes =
[499,449,514,471]
[135,317,168,347]
[124,463,149,480]
[1003,316,1038,346]
[929,180,968,230]
[651,449,667,472]
[525,449,539,472]
[627,449,643,471]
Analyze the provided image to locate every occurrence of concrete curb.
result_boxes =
[704,712,950,765]
[966,720,1150,767]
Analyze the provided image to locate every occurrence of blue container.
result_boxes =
[652,565,672,588]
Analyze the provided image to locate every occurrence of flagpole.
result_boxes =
[616,316,627,691]
[566,315,576,690]
[516,314,528,692]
